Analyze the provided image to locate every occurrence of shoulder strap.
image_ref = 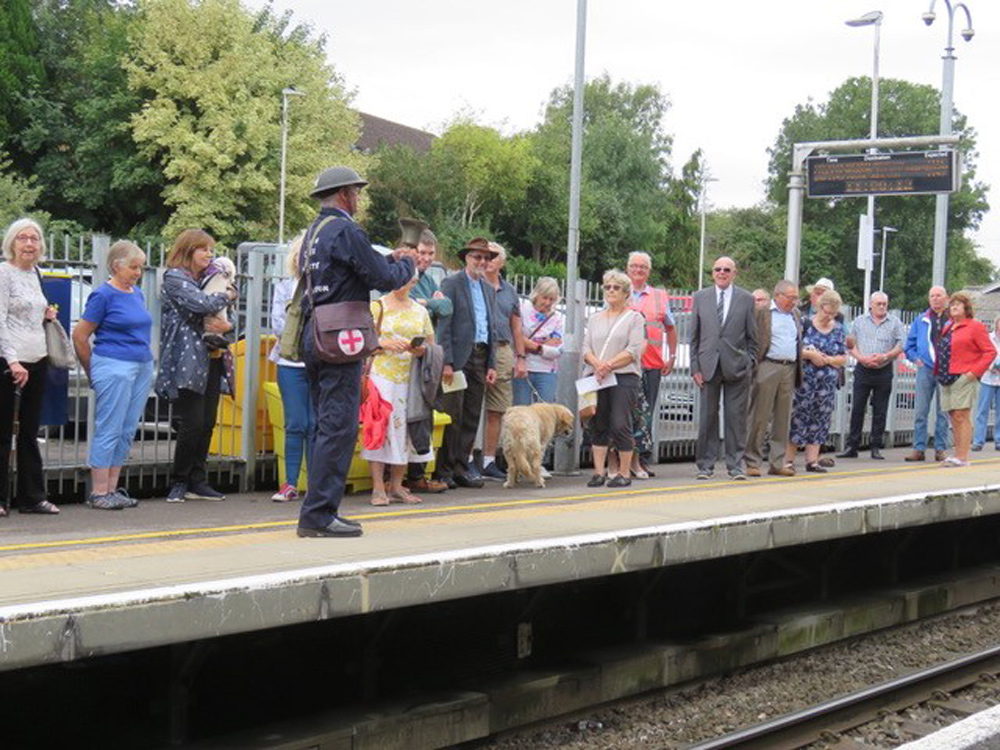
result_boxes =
[598,310,633,360]
[34,267,51,304]
[301,215,340,308]
[527,311,554,340]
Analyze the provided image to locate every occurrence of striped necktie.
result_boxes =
[717,289,725,326]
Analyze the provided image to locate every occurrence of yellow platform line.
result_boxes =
[2,458,996,554]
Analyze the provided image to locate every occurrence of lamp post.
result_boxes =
[923,0,974,287]
[846,10,883,310]
[878,226,897,292]
[697,174,718,290]
[278,86,305,246]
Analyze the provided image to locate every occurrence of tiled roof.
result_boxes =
[356,112,435,154]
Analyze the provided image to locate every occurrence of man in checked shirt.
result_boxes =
[836,291,906,460]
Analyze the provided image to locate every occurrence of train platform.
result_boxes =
[2,447,1000,674]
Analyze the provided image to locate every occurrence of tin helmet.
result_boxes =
[310,166,368,198]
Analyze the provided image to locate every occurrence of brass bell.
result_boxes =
[398,217,429,248]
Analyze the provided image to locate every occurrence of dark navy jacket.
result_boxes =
[302,207,414,313]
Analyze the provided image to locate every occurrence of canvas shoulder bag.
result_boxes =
[35,268,76,370]
[278,216,335,362]
[303,217,380,365]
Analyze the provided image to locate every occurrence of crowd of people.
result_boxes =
[1,166,997,535]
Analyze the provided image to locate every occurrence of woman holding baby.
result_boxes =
[72,240,155,509]
[155,229,236,504]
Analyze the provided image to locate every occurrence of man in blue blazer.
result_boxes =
[435,238,499,488]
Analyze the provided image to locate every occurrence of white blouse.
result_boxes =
[0,263,48,364]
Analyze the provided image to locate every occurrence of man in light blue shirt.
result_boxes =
[746,280,802,476]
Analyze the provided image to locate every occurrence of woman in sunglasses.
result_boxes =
[581,269,645,488]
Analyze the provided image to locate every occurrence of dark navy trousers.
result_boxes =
[298,323,362,530]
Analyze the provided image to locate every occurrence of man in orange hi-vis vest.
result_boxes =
[626,251,678,476]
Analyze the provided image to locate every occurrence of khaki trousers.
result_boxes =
[746,360,796,471]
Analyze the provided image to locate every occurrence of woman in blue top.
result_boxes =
[72,241,155,509]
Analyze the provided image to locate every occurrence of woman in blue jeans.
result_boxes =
[972,317,1000,451]
[513,277,564,405]
[269,235,313,502]
[72,241,154,509]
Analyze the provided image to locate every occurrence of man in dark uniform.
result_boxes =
[297,166,416,538]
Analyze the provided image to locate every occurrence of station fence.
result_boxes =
[31,236,976,499]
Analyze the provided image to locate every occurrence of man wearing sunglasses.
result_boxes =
[690,257,757,480]
[434,238,499,489]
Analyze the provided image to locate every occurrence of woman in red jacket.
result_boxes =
[937,293,997,466]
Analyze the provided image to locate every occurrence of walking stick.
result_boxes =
[6,386,21,514]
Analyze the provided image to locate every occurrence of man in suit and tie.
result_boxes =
[690,256,757,480]
[434,238,499,489]
[745,280,801,477]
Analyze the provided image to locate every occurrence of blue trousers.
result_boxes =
[277,365,313,487]
[299,323,361,530]
[913,363,950,451]
[89,354,154,468]
[512,371,558,405]
[973,381,1000,448]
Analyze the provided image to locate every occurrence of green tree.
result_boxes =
[16,0,166,236]
[0,150,44,229]
[766,76,992,308]
[125,0,364,244]
[0,0,43,152]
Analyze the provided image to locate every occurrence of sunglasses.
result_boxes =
[603,284,623,291]
[713,267,734,273]
[15,234,41,244]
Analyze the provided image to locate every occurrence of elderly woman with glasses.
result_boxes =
[582,269,645,488]
[72,241,154,510]
[0,218,60,516]
[784,289,847,474]
[513,276,564,406]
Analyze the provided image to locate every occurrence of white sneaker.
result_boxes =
[540,466,551,479]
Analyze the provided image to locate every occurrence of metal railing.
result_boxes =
[31,238,980,499]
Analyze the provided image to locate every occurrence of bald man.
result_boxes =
[690,256,757,480]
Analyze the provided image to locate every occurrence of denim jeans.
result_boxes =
[89,354,154,467]
[512,371,558,405]
[913,363,949,451]
[973,381,1000,448]
[277,364,313,487]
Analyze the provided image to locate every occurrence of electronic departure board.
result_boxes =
[806,151,960,198]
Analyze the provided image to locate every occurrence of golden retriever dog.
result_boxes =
[500,403,574,488]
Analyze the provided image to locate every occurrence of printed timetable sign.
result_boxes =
[806,150,960,198]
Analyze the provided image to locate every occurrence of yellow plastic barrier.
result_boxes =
[211,336,278,456]
[263,381,450,493]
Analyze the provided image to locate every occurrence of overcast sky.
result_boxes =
[256,0,1000,269]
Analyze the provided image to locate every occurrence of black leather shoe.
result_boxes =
[454,474,484,488]
[835,448,859,458]
[336,515,361,528]
[297,518,363,538]
[870,448,885,460]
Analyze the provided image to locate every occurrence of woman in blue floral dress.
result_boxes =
[785,289,847,473]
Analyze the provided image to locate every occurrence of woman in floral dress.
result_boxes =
[361,275,435,505]
[784,289,847,473]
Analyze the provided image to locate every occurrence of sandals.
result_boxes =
[370,490,390,506]
[805,462,827,474]
[389,487,423,504]
[587,474,606,488]
[19,500,60,514]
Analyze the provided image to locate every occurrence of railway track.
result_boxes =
[688,644,1000,750]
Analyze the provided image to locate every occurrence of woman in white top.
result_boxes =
[972,317,1000,451]
[0,218,60,516]
[269,235,312,502]
[512,276,564,405]
[581,269,645,489]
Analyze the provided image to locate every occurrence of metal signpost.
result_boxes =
[783,135,961,286]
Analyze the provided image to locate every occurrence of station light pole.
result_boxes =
[846,10,882,310]
[922,0,974,287]
[278,86,305,246]
[878,226,897,292]
[697,174,718,291]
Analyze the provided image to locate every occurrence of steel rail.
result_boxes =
[688,644,1000,750]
